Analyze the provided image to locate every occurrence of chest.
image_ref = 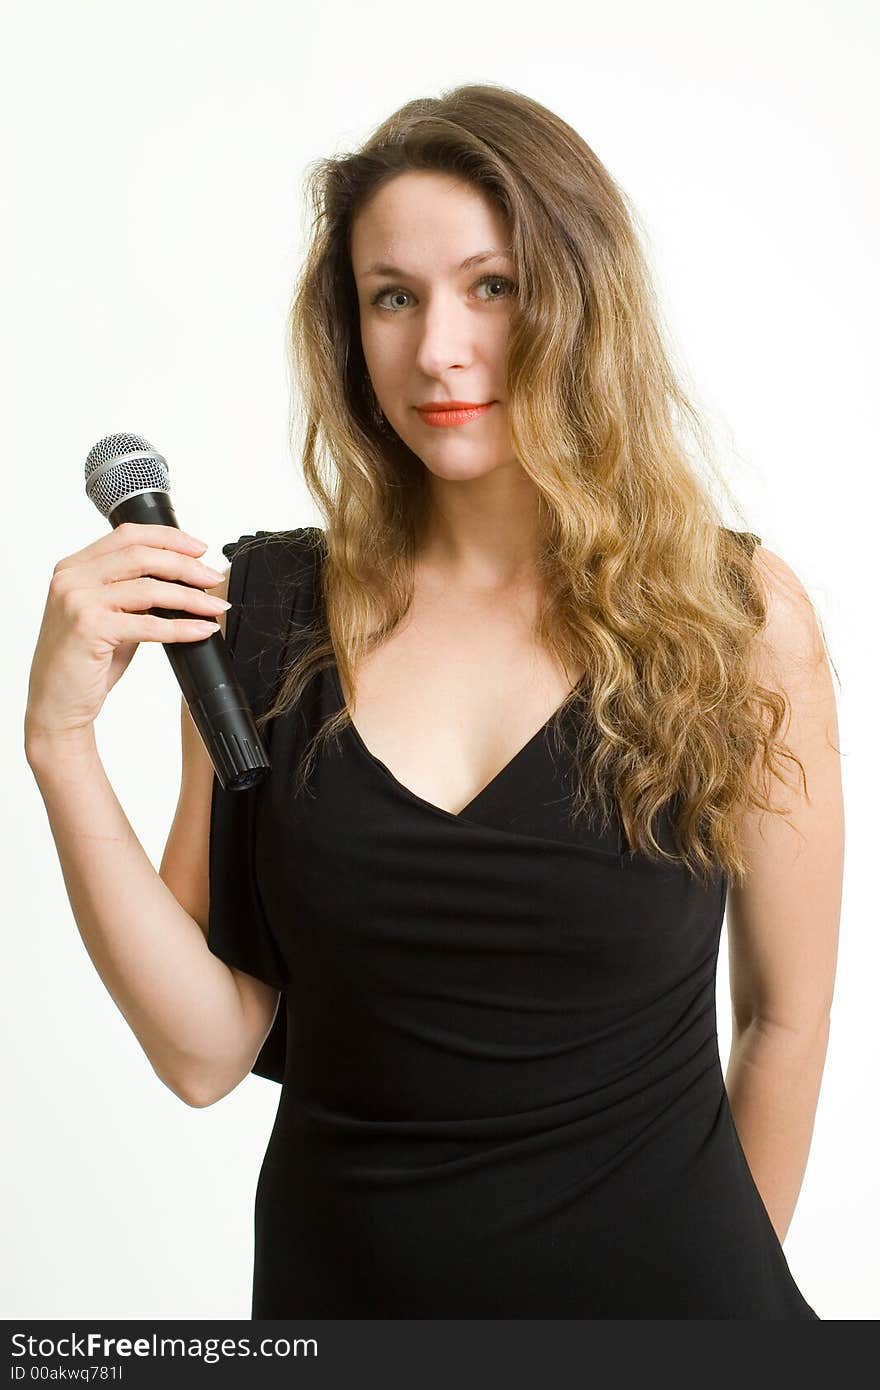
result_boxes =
[337,583,582,818]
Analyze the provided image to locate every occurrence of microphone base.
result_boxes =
[190,667,271,790]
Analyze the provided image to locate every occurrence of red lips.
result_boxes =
[417,402,495,427]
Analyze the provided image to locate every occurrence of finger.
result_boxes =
[109,576,231,616]
[111,611,222,644]
[54,523,209,574]
[63,542,225,592]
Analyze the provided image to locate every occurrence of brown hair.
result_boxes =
[244,81,834,887]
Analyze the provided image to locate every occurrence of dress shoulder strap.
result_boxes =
[721,527,762,559]
[220,528,325,720]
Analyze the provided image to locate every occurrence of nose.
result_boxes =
[412,290,475,377]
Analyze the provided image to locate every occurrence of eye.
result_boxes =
[475,275,516,302]
[369,274,517,313]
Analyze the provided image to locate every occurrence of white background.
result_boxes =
[3,0,876,1321]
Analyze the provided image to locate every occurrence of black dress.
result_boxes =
[207,527,820,1319]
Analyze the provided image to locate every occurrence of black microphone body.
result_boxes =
[85,435,270,791]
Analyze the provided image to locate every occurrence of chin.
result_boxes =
[419,455,510,481]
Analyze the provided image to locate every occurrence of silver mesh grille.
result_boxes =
[84,432,170,518]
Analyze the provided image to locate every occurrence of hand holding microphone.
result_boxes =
[25,433,270,791]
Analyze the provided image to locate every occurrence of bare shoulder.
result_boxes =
[749,542,829,683]
[746,539,839,796]
[751,540,814,620]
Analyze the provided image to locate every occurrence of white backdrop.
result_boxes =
[3,0,875,1321]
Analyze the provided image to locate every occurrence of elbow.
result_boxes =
[736,1010,832,1049]
[179,1084,223,1109]
[732,988,835,1045]
[155,1064,228,1108]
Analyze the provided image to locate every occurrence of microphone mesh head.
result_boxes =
[84,432,170,518]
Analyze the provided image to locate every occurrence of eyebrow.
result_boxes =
[361,248,512,278]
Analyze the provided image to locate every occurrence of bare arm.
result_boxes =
[25,541,278,1108]
[26,725,261,1106]
[724,544,844,1242]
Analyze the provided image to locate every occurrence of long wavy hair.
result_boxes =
[244,81,832,888]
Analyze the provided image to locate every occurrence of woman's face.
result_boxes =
[350,170,519,481]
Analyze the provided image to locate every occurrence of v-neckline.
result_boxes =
[327,659,577,825]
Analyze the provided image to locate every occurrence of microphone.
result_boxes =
[84,432,270,791]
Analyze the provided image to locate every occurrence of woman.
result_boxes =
[26,84,842,1318]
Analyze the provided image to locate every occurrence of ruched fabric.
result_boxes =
[207,527,819,1319]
